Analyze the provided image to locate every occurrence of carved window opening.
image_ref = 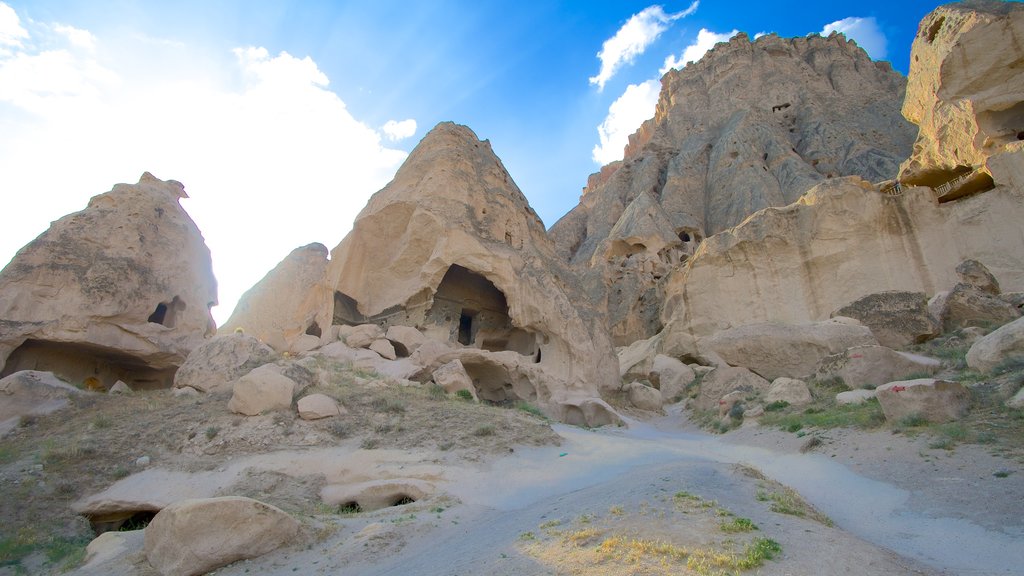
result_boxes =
[147,296,184,328]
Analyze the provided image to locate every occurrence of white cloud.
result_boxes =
[592,79,660,164]
[382,118,417,141]
[0,22,409,326]
[821,16,887,59]
[53,24,96,51]
[661,28,738,74]
[590,2,698,91]
[0,2,27,47]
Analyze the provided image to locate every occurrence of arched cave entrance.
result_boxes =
[0,340,176,391]
[427,265,540,360]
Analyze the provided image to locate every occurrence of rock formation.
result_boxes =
[550,31,916,343]
[227,122,620,425]
[899,0,1024,195]
[0,173,217,390]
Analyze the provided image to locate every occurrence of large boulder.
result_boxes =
[297,393,344,420]
[0,173,217,390]
[343,324,385,349]
[385,325,426,356]
[956,259,1002,295]
[0,370,81,437]
[932,283,1020,333]
[431,359,478,400]
[875,379,970,424]
[832,291,939,348]
[144,496,299,576]
[898,1,1024,192]
[220,243,332,352]
[649,354,696,403]
[627,381,663,412]
[966,316,1024,374]
[764,378,812,407]
[702,319,877,381]
[694,366,771,412]
[173,333,276,393]
[227,365,297,416]
[814,345,941,390]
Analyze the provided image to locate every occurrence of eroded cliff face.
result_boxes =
[899,0,1024,193]
[550,31,916,344]
[0,173,218,389]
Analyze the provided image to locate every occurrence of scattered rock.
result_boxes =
[144,496,299,576]
[765,378,812,407]
[370,338,397,360]
[1007,387,1024,410]
[108,380,132,395]
[386,325,425,356]
[227,365,297,416]
[836,389,876,405]
[0,370,81,438]
[172,386,200,398]
[173,333,276,393]
[297,393,343,420]
[832,291,939,348]
[966,316,1024,374]
[431,359,478,401]
[627,381,663,412]
[703,320,877,381]
[135,456,151,467]
[814,345,941,389]
[345,324,385,349]
[695,366,770,412]
[875,379,970,424]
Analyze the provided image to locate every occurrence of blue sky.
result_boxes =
[0,0,948,323]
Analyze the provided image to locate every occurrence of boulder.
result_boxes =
[695,366,771,412]
[875,379,970,424]
[956,259,1001,295]
[966,316,1024,374]
[108,380,132,395]
[297,393,343,420]
[0,370,81,437]
[320,479,433,512]
[702,320,877,381]
[385,325,425,356]
[933,283,1021,333]
[836,389,876,405]
[649,354,696,403]
[221,243,332,352]
[173,333,276,393]
[1001,292,1024,310]
[554,397,622,428]
[227,365,297,416]
[82,530,143,572]
[832,291,939,348]
[718,390,748,418]
[0,173,217,390]
[765,378,812,407]
[344,324,385,349]
[814,345,941,390]
[144,496,299,576]
[370,338,397,360]
[1007,387,1024,410]
[627,381,663,412]
[431,359,478,400]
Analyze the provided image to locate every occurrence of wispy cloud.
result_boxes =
[382,118,417,141]
[661,27,738,74]
[0,8,409,325]
[0,2,27,48]
[821,16,887,59]
[589,2,698,91]
[592,79,660,164]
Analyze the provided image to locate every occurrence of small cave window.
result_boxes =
[925,17,944,43]
[147,296,185,328]
[505,231,513,246]
[147,303,167,325]
[458,309,477,346]
[679,232,691,243]
[534,347,542,364]
[305,321,322,338]
[1017,131,1024,141]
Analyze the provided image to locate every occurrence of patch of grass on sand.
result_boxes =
[760,399,885,432]
[756,484,833,527]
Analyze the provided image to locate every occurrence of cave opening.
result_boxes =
[0,339,176,390]
[305,321,322,338]
[147,296,185,328]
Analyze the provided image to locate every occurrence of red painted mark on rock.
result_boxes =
[890,385,906,393]
[850,354,863,359]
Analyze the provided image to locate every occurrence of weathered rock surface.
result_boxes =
[814,345,941,390]
[956,259,1002,295]
[659,178,1024,348]
[649,354,696,403]
[222,243,332,352]
[765,378,812,407]
[836,389,877,405]
[231,123,618,425]
[227,365,297,416]
[386,325,425,356]
[370,338,397,360]
[627,381,663,412]
[0,173,217,389]
[875,378,970,423]
[144,496,299,576]
[0,370,81,437]
[320,479,433,512]
[344,324,385,349]
[932,282,1020,332]
[431,359,478,400]
[899,1,1024,193]
[173,333,276,393]
[832,291,939,348]
[702,319,877,381]
[1008,386,1024,409]
[551,31,915,342]
[966,316,1024,374]
[695,366,771,412]
[297,393,343,420]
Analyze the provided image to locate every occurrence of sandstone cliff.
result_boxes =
[550,31,916,344]
[0,173,217,389]
[228,123,620,425]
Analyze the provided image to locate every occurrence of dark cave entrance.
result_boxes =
[0,340,176,391]
[147,296,185,328]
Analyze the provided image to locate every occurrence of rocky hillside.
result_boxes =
[550,31,916,344]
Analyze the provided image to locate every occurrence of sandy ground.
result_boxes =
[66,402,1024,576]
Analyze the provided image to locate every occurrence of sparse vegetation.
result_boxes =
[454,389,474,401]
[761,399,885,432]
[719,517,757,533]
[471,425,495,437]
[756,484,832,527]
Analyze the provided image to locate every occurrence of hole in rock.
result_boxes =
[337,501,362,514]
[1,340,175,390]
[147,296,185,328]
[87,510,158,535]
[305,321,322,338]
[392,495,416,506]
[147,303,167,325]
[925,17,944,43]
[458,309,477,346]
[390,340,410,358]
